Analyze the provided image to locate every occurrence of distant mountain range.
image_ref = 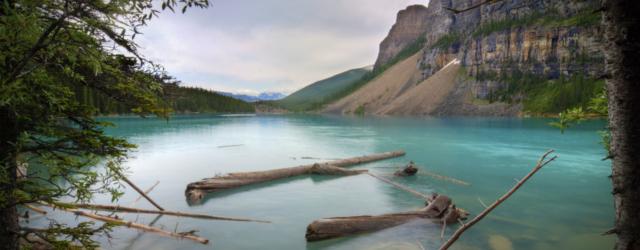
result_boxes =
[218,92,287,102]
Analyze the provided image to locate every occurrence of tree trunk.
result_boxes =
[0,107,20,250]
[185,151,404,202]
[305,194,468,241]
[186,164,369,202]
[602,1,640,249]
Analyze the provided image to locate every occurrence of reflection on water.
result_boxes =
[24,114,614,249]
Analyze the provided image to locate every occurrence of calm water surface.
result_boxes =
[29,114,614,250]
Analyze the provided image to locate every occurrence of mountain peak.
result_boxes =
[218,91,287,102]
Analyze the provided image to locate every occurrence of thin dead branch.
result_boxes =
[418,170,471,186]
[24,204,47,215]
[366,172,431,200]
[40,203,209,244]
[477,198,489,209]
[111,167,164,211]
[129,180,160,206]
[417,240,426,250]
[439,150,557,250]
[57,203,270,223]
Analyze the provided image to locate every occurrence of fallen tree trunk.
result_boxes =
[60,203,270,223]
[186,151,404,201]
[305,194,468,241]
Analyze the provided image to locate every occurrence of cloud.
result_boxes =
[137,0,427,94]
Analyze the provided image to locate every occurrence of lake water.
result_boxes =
[26,114,615,250]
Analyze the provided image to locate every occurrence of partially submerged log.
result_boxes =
[186,151,405,202]
[305,194,468,241]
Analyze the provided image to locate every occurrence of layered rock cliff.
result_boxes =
[332,0,604,116]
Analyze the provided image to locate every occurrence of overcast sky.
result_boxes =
[138,0,427,95]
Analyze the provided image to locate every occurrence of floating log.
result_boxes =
[305,194,468,241]
[186,151,405,201]
[61,203,270,223]
[41,203,209,244]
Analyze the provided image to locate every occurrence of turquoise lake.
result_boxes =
[27,114,615,249]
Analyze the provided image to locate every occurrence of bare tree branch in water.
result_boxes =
[439,150,557,250]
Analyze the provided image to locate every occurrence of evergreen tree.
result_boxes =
[0,0,208,248]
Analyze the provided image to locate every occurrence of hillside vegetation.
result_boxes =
[275,67,370,111]
[74,84,255,115]
[276,35,426,112]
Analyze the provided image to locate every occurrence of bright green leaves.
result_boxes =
[550,87,611,158]
[549,87,608,133]
[549,107,587,133]
[587,88,608,116]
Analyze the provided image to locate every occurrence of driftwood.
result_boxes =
[41,203,209,244]
[60,203,270,223]
[438,150,556,250]
[186,151,405,202]
[305,194,468,241]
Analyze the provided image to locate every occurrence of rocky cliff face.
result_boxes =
[374,5,430,68]
[368,0,604,116]
[374,2,452,68]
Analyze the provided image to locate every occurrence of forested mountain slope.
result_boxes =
[277,67,370,111]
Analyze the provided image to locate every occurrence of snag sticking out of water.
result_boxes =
[394,161,419,176]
